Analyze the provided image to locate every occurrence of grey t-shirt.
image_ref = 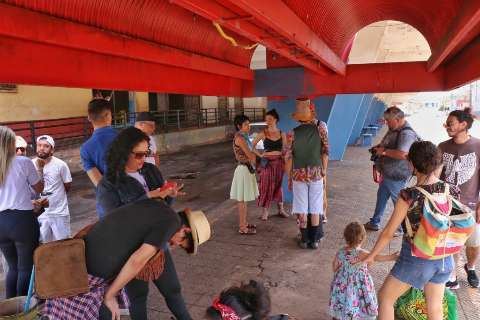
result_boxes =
[379,122,419,181]
[439,137,480,208]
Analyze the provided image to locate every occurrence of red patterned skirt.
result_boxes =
[257,155,284,208]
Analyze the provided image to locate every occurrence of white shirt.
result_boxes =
[0,156,39,211]
[127,171,149,192]
[33,156,72,216]
[145,136,157,166]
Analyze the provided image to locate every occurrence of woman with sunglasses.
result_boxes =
[96,126,191,320]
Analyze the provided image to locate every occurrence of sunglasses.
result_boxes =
[131,151,150,159]
[16,147,26,152]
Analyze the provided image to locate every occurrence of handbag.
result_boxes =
[405,183,475,260]
[394,288,457,320]
[34,239,89,299]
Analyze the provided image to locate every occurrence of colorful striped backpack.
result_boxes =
[404,183,476,260]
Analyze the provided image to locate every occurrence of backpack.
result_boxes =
[404,183,476,260]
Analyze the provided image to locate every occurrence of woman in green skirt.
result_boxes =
[230,115,259,235]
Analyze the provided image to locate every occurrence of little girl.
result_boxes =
[329,222,398,320]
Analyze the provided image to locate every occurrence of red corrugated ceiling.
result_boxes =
[3,0,255,67]
[282,0,463,56]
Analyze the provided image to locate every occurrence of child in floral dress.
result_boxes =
[329,222,398,319]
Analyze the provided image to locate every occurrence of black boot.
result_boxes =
[308,225,323,249]
[298,228,308,249]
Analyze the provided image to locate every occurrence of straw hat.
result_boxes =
[292,98,316,122]
[183,209,211,255]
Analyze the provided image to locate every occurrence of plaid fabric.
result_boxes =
[42,274,129,320]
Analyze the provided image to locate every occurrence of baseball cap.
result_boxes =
[136,112,156,122]
[37,135,55,148]
[15,136,27,149]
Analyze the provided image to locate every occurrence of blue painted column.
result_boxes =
[323,94,365,160]
[348,94,374,145]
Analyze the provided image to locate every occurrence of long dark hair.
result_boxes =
[206,280,271,319]
[105,127,149,184]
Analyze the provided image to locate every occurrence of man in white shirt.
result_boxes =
[34,135,72,242]
[135,112,160,166]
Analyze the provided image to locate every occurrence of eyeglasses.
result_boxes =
[131,151,150,159]
[16,147,26,152]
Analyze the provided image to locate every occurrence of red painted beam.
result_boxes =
[226,0,346,75]
[427,1,480,72]
[305,62,445,95]
[445,36,480,90]
[0,36,250,97]
[171,0,331,75]
[0,3,253,81]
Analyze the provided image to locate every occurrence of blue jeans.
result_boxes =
[369,177,407,228]
[0,210,39,298]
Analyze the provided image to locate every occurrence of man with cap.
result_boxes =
[135,112,159,166]
[15,136,28,156]
[285,98,329,249]
[33,135,73,242]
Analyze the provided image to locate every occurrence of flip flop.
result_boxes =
[246,223,257,229]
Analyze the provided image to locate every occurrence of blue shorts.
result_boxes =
[390,240,453,289]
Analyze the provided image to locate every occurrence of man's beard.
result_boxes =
[37,152,51,159]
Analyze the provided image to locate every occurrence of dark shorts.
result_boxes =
[390,240,453,289]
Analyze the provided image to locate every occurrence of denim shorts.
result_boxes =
[390,240,453,289]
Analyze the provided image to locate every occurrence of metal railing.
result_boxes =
[1,107,265,149]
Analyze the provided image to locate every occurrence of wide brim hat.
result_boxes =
[184,209,211,255]
[292,98,316,122]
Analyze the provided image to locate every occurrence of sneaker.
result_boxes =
[445,278,460,290]
[297,241,309,249]
[364,222,380,231]
[464,264,480,288]
[309,241,320,250]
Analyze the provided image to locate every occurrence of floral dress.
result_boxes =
[329,248,378,320]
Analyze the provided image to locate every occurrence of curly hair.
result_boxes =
[234,114,250,131]
[206,280,271,319]
[407,141,442,175]
[344,222,366,247]
[105,126,149,184]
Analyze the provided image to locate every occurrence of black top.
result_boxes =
[97,162,172,215]
[84,199,181,279]
[263,132,282,152]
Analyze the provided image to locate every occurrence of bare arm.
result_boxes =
[362,198,409,262]
[63,182,72,193]
[154,153,160,167]
[104,243,157,318]
[236,136,256,163]
[384,149,408,160]
[86,167,103,187]
[32,181,44,194]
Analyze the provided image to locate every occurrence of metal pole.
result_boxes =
[163,112,168,133]
[177,110,180,129]
[30,121,36,152]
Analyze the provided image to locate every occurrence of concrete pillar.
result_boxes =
[348,94,375,145]
[323,94,365,160]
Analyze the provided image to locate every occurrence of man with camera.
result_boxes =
[364,106,419,233]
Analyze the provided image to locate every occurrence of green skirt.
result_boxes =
[230,165,259,202]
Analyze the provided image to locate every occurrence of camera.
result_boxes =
[369,147,379,162]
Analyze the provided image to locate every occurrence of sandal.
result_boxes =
[246,223,257,229]
[239,227,256,235]
[260,213,268,221]
[322,216,328,223]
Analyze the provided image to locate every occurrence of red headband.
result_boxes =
[212,298,241,320]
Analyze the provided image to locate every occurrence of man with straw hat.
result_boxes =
[285,98,329,249]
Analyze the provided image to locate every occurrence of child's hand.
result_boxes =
[390,251,400,261]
